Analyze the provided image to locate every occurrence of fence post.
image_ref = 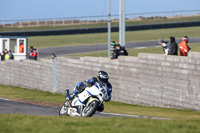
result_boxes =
[62,18,64,25]
[72,18,74,24]
[11,20,13,27]
[54,18,56,26]
[46,19,48,26]
[37,20,39,26]
[2,20,4,27]
[52,60,57,92]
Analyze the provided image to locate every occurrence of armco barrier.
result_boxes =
[0,52,200,110]
[0,21,200,37]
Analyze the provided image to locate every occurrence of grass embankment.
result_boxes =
[1,85,200,133]
[28,26,200,48]
[1,114,200,133]
[1,15,200,32]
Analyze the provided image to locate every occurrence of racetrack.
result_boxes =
[38,38,200,58]
[0,98,168,119]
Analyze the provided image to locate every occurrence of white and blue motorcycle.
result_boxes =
[59,81,110,117]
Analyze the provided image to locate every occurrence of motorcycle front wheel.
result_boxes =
[81,100,100,117]
[59,104,69,115]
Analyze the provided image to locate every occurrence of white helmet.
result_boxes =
[182,36,189,42]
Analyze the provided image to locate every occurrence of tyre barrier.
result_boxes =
[0,21,200,37]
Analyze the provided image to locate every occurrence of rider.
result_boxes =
[66,70,112,112]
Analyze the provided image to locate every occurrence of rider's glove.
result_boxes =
[86,79,93,87]
[76,82,86,92]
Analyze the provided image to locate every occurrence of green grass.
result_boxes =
[1,85,200,133]
[1,15,200,32]
[1,84,200,120]
[29,26,200,48]
[1,114,200,133]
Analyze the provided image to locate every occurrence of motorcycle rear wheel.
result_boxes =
[81,100,100,117]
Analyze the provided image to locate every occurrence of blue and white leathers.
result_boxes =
[72,77,112,101]
[59,81,110,117]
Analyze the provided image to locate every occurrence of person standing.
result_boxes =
[32,49,38,60]
[111,44,128,59]
[19,43,24,53]
[1,51,5,61]
[8,50,14,60]
[168,36,178,56]
[158,39,169,55]
[179,36,191,56]
[29,46,34,59]
[4,52,9,60]
[52,53,57,61]
[110,41,116,57]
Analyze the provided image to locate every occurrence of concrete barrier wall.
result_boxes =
[0,52,200,110]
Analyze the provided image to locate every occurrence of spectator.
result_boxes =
[4,52,9,60]
[32,49,38,60]
[111,44,128,59]
[110,41,116,56]
[158,39,169,55]
[52,53,57,61]
[179,36,191,56]
[168,36,178,55]
[4,49,8,54]
[29,46,34,59]
[1,51,5,61]
[8,50,14,60]
[19,43,24,53]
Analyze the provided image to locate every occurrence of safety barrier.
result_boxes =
[0,21,200,37]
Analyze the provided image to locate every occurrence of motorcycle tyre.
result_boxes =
[59,104,69,116]
[81,100,100,117]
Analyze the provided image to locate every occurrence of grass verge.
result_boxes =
[1,114,200,133]
[28,26,200,48]
[1,84,200,120]
[29,27,200,48]
[1,85,200,133]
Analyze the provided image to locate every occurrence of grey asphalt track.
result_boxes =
[0,98,168,119]
[38,38,200,58]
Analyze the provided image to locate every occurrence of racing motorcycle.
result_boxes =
[59,81,110,117]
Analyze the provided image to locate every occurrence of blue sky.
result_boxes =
[0,0,199,20]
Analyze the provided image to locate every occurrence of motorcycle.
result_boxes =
[59,81,110,117]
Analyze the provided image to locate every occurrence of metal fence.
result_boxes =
[0,9,200,27]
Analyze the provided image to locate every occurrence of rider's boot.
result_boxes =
[65,89,72,106]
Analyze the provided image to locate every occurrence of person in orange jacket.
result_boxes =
[19,43,24,53]
[179,36,191,56]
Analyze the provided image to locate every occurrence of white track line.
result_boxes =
[0,97,170,119]
[99,112,170,120]
[0,97,11,101]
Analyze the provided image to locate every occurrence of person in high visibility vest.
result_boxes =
[19,43,24,53]
[179,36,191,56]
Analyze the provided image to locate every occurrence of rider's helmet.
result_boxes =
[182,36,189,43]
[97,71,109,84]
